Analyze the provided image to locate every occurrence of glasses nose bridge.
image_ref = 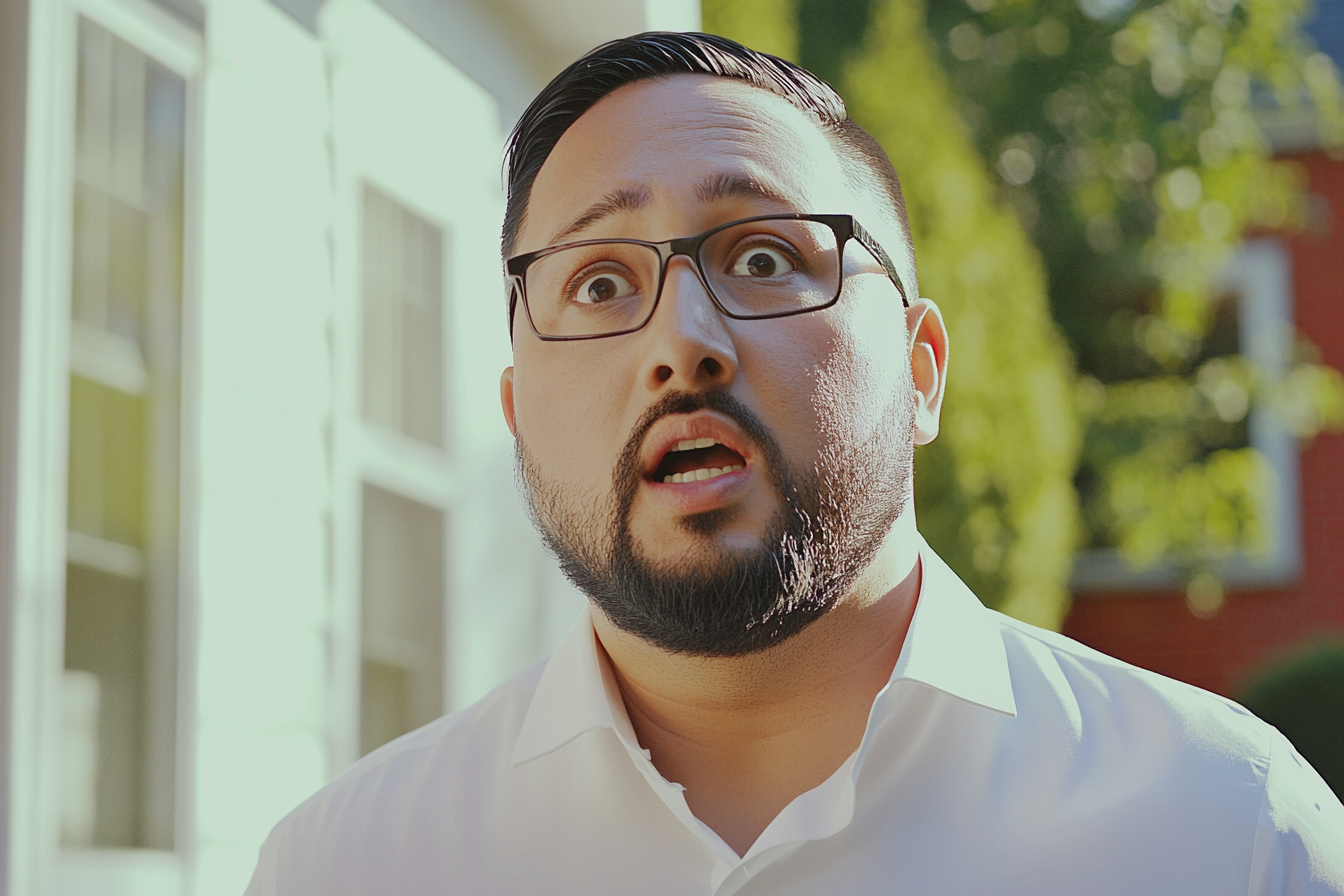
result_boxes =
[654,233,717,309]
[659,234,705,269]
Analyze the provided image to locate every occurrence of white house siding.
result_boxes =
[192,1,334,892]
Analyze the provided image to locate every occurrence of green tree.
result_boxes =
[704,0,1083,629]
[920,0,1344,589]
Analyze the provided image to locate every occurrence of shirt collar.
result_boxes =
[511,535,1016,768]
[512,604,625,766]
[885,537,1017,717]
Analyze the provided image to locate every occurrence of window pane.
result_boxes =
[360,485,446,754]
[67,376,146,547]
[61,18,184,851]
[360,187,446,447]
[63,565,150,848]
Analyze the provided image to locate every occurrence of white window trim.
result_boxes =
[71,0,202,76]
[7,0,202,892]
[1071,238,1304,593]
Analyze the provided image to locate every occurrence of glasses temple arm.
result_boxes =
[507,276,522,345]
[850,220,911,308]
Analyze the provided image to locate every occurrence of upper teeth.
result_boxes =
[663,465,743,484]
[661,438,743,483]
[672,437,719,451]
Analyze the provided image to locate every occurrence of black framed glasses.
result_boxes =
[506,214,909,341]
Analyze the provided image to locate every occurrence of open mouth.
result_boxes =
[651,438,747,484]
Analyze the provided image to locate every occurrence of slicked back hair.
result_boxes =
[501,31,916,293]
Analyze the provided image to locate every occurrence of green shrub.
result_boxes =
[1238,641,1344,799]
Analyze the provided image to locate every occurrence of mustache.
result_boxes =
[611,389,789,506]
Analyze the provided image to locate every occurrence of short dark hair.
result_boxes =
[501,31,915,291]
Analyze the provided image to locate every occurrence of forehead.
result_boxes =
[518,75,857,252]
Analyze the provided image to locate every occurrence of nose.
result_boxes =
[638,254,738,393]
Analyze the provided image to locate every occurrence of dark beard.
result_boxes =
[516,388,915,657]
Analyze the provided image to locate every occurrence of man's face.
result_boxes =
[502,75,943,655]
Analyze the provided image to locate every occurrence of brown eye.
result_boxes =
[577,271,636,304]
[731,246,795,278]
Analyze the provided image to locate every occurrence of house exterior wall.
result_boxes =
[1062,150,1344,699]
[189,2,334,891]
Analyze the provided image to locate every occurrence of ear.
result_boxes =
[906,299,948,446]
[500,367,518,437]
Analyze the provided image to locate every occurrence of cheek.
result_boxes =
[733,318,832,457]
[810,301,910,441]
[512,349,626,478]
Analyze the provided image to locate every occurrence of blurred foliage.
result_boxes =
[1237,640,1344,797]
[703,0,799,58]
[706,0,1344,609]
[704,0,1083,629]
[919,0,1344,584]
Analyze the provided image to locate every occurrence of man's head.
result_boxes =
[499,32,948,657]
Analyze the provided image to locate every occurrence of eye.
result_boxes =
[730,246,797,278]
[575,270,637,304]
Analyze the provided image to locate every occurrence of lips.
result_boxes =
[642,413,753,484]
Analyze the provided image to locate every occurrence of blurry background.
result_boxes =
[0,0,1341,892]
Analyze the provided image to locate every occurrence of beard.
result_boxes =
[515,384,916,657]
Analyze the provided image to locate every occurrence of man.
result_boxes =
[246,32,1344,895]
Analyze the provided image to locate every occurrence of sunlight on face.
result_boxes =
[503,76,920,654]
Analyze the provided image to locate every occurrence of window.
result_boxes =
[1071,239,1302,592]
[361,185,446,447]
[356,188,450,755]
[60,16,185,850]
[360,485,445,754]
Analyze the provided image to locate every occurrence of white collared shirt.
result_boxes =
[245,540,1344,896]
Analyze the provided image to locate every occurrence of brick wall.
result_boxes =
[1061,150,1344,699]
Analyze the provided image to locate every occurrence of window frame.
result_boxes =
[7,0,202,891]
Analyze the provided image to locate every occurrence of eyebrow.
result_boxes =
[693,172,796,209]
[549,187,651,245]
[546,174,800,246]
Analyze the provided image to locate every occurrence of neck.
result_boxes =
[592,510,922,857]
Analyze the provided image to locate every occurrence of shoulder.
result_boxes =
[986,612,1344,893]
[343,656,546,784]
[990,610,1273,767]
[258,658,548,872]
[1253,725,1344,894]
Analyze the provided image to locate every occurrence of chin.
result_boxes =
[675,507,740,537]
[633,519,771,574]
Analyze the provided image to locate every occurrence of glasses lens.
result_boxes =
[523,243,661,337]
[700,219,841,317]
